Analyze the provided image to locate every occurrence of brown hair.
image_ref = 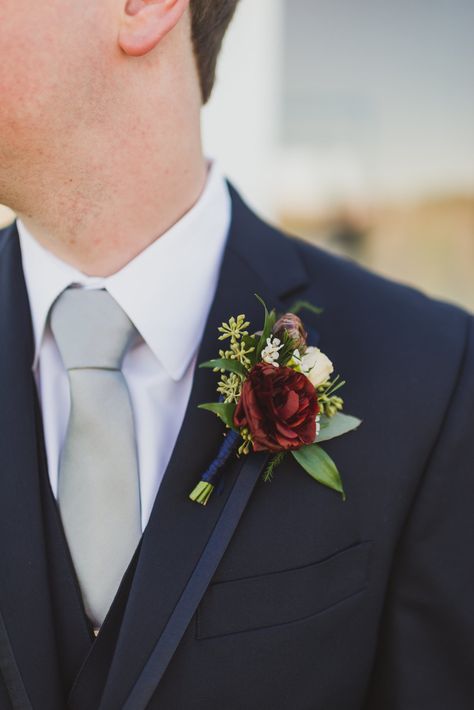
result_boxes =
[190,0,240,104]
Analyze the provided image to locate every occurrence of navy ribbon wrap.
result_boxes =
[190,430,241,504]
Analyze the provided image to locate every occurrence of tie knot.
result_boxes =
[50,288,137,371]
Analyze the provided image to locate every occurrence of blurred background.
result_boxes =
[1,0,473,311]
[202,0,474,311]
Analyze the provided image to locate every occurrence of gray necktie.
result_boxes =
[50,288,142,627]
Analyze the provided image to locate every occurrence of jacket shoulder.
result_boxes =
[285,231,471,352]
[229,183,471,366]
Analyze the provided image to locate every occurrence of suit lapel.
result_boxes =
[0,226,64,709]
[99,187,312,708]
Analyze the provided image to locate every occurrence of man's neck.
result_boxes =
[17,142,208,277]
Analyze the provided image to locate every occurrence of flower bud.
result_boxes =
[273,313,308,352]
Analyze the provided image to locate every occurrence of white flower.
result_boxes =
[315,414,321,441]
[261,337,284,367]
[300,346,334,387]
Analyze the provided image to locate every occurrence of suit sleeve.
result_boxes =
[364,315,474,709]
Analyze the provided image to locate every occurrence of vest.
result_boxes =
[35,393,142,709]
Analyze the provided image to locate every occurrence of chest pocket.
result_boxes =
[196,540,373,640]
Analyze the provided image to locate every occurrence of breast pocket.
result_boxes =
[196,540,373,640]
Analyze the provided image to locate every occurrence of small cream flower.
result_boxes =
[315,414,321,441]
[300,346,334,387]
[261,337,284,367]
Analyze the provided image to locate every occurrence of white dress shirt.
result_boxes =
[18,162,231,531]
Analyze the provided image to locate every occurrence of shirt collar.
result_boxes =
[18,160,231,380]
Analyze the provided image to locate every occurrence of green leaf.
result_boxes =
[242,333,258,367]
[199,358,248,378]
[317,413,362,443]
[277,330,298,366]
[255,294,276,360]
[292,444,346,500]
[262,452,287,483]
[198,402,237,429]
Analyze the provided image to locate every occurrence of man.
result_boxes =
[0,1,472,708]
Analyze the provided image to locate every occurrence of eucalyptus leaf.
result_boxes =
[317,413,362,444]
[199,358,248,378]
[292,444,346,500]
[198,402,237,429]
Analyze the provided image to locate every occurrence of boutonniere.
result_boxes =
[190,296,361,505]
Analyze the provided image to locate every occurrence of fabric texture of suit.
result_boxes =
[0,185,473,709]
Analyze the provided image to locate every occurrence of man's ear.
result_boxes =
[119,0,190,57]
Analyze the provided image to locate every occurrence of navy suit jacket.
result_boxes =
[0,186,473,709]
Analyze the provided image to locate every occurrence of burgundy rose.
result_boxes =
[234,363,319,452]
